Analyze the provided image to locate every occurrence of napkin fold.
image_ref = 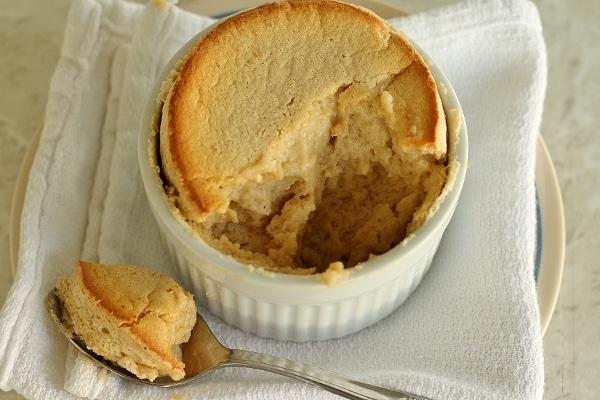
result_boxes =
[0,0,547,399]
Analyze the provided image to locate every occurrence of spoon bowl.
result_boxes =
[46,288,429,399]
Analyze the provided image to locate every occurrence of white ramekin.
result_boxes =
[138,20,468,342]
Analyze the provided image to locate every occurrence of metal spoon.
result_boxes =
[46,288,429,400]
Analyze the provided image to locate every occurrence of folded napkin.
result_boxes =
[0,0,547,398]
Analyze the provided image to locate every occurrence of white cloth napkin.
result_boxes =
[0,0,547,399]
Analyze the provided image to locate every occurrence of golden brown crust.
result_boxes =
[385,54,447,155]
[56,261,197,381]
[160,0,445,222]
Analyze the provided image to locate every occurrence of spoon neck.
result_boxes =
[224,349,426,400]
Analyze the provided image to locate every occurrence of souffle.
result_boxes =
[56,261,197,381]
[152,0,450,275]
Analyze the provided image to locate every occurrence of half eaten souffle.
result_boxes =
[151,0,450,275]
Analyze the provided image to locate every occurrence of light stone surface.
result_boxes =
[0,0,598,399]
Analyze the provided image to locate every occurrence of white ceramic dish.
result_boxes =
[9,0,564,338]
[138,5,469,341]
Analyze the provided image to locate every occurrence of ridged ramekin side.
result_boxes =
[162,229,443,341]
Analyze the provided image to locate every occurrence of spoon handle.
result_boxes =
[223,349,430,400]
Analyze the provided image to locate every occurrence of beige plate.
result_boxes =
[9,0,564,336]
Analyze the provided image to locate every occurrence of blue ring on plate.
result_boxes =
[212,11,237,19]
[534,188,542,282]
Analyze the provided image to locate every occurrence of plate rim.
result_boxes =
[535,136,565,336]
[8,0,564,336]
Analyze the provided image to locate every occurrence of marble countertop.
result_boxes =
[1,0,598,399]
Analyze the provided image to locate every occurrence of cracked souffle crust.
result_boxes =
[55,261,197,381]
[156,0,449,274]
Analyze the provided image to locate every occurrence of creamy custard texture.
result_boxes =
[157,78,447,274]
[153,1,451,276]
